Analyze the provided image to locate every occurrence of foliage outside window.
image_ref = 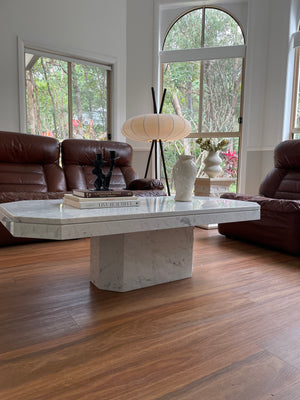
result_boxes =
[161,7,245,192]
[25,51,111,140]
[290,46,300,139]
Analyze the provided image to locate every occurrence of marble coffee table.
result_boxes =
[0,196,260,292]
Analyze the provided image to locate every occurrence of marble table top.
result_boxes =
[0,196,260,240]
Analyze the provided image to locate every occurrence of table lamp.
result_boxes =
[121,88,191,195]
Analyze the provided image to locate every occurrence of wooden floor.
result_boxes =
[0,229,300,399]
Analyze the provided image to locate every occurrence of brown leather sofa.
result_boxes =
[0,131,67,245]
[61,139,165,196]
[0,131,165,246]
[218,139,300,255]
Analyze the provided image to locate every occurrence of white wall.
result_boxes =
[126,0,156,177]
[0,0,127,141]
[241,0,296,193]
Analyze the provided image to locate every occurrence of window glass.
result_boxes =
[204,8,244,47]
[163,8,243,51]
[163,57,242,134]
[25,55,68,139]
[163,9,203,50]
[162,136,239,192]
[163,61,200,133]
[72,63,108,140]
[201,58,242,132]
[25,52,110,140]
[290,45,300,138]
[293,57,300,129]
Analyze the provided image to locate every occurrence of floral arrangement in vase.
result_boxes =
[196,138,229,178]
[196,138,228,152]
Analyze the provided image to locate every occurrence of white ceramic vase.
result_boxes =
[173,155,197,202]
[203,151,222,178]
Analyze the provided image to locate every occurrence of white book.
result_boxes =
[64,194,138,203]
[63,196,140,209]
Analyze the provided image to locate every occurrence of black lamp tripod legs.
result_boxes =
[144,139,171,196]
[144,140,155,179]
[159,140,171,196]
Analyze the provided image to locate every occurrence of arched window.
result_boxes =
[160,7,245,192]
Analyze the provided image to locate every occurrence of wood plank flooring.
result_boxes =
[0,229,300,399]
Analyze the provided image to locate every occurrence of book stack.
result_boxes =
[63,190,139,209]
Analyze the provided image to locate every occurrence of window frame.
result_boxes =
[160,6,246,139]
[158,5,246,192]
[290,45,300,139]
[18,38,118,140]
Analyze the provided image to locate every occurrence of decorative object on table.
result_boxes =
[63,194,139,209]
[173,155,197,202]
[92,151,119,191]
[121,87,191,196]
[196,138,228,178]
[194,177,236,197]
[72,189,134,198]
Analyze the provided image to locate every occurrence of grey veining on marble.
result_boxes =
[0,196,260,240]
[90,227,194,292]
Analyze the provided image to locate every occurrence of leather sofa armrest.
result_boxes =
[221,193,300,213]
[127,178,164,191]
[221,192,255,202]
[250,196,300,213]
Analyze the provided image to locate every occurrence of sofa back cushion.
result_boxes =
[61,139,138,191]
[259,139,300,200]
[0,131,66,193]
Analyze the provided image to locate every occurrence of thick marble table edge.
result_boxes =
[0,196,260,241]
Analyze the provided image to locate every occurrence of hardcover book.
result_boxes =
[72,189,134,198]
[63,194,139,209]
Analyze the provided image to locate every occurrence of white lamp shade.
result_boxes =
[121,114,191,142]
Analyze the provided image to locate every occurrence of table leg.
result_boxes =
[90,226,194,292]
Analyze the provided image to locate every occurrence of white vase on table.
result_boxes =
[203,151,222,178]
[173,155,197,202]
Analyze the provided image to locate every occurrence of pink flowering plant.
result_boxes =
[221,148,238,178]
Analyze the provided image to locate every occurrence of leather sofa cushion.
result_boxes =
[274,139,300,169]
[0,131,66,192]
[0,163,66,192]
[0,131,60,164]
[61,139,138,191]
[259,140,300,200]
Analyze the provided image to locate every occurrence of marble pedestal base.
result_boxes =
[90,226,194,292]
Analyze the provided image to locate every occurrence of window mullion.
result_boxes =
[199,61,204,133]
[201,7,205,48]
[198,8,205,133]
